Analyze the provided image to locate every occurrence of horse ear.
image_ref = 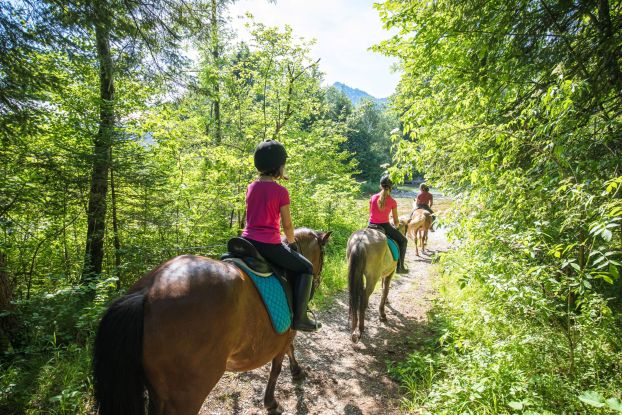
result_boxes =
[320,231,332,245]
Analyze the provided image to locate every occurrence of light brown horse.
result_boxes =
[397,215,411,235]
[346,227,397,343]
[408,208,433,256]
[93,228,331,415]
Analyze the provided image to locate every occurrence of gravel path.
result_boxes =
[199,226,448,415]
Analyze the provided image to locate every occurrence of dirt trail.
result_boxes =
[200,218,448,415]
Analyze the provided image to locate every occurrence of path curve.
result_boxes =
[200,228,448,415]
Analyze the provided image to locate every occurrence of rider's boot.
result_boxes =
[397,250,409,274]
[292,273,321,332]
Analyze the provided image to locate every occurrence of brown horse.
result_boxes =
[408,208,433,256]
[346,227,397,343]
[93,228,331,415]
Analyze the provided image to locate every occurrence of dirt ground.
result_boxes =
[199,197,449,415]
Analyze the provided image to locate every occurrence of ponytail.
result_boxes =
[378,187,390,210]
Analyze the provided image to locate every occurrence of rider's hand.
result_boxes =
[288,240,299,252]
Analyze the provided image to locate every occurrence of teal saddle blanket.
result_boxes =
[367,224,399,261]
[387,238,399,261]
[224,258,292,334]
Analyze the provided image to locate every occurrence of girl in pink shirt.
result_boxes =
[415,183,436,230]
[241,140,320,332]
[369,175,408,273]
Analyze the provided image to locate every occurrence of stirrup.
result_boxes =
[293,309,321,331]
[308,309,321,330]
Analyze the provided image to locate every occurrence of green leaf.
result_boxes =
[602,229,613,241]
[508,401,524,410]
[578,391,605,408]
[606,398,622,412]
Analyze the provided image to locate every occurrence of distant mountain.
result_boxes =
[332,82,388,106]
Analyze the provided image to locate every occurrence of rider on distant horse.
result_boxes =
[369,175,409,274]
[415,183,435,231]
[241,140,321,332]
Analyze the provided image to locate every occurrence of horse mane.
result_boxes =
[293,227,322,250]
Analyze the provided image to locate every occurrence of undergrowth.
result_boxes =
[389,249,622,415]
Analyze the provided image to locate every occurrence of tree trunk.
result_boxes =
[81,12,115,284]
[0,251,23,352]
[597,0,622,91]
[211,0,221,143]
[62,185,70,276]
[110,148,121,289]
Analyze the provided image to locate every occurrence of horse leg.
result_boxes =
[351,307,360,343]
[415,232,419,256]
[154,366,225,415]
[382,278,390,306]
[359,286,372,337]
[286,342,305,381]
[147,386,163,415]
[264,353,286,415]
[379,273,394,322]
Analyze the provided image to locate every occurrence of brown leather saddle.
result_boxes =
[220,237,293,310]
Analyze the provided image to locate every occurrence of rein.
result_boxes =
[297,232,325,290]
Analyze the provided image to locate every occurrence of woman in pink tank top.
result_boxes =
[241,140,320,332]
[369,175,408,274]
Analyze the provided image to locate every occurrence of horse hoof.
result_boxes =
[351,333,360,343]
[291,367,306,382]
[266,403,284,415]
[380,314,387,322]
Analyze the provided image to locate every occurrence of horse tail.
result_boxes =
[347,245,366,321]
[93,290,146,415]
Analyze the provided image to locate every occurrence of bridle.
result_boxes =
[297,232,325,291]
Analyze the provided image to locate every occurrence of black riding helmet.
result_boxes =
[380,174,393,189]
[254,140,287,174]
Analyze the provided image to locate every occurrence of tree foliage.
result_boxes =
[0,6,366,412]
[324,87,399,183]
[376,0,622,412]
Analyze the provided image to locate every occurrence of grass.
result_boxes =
[1,343,93,415]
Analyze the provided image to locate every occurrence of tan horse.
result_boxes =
[408,208,433,256]
[93,228,331,415]
[397,215,410,235]
[346,228,397,343]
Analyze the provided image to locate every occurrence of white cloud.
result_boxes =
[227,0,400,98]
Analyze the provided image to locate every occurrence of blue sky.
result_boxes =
[227,0,400,99]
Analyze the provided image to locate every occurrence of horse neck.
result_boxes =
[294,230,323,273]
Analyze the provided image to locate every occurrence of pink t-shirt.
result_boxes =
[369,193,397,224]
[416,191,433,206]
[242,181,290,244]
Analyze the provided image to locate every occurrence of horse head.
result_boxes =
[293,228,331,291]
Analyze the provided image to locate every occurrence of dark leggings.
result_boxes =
[371,222,408,268]
[247,239,313,275]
